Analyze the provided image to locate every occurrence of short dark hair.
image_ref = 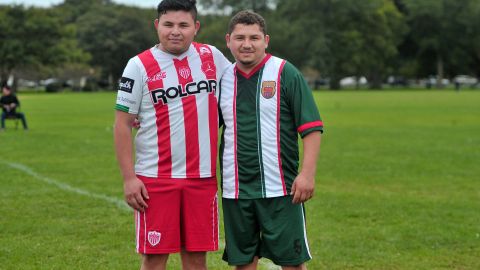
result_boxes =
[157,0,198,21]
[228,10,267,35]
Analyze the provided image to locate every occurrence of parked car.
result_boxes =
[453,75,478,86]
[340,76,368,87]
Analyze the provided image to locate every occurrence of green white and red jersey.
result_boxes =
[219,54,323,199]
[116,43,230,179]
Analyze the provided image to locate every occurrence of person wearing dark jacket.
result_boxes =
[1,85,28,130]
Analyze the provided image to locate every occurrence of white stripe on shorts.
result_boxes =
[301,204,312,259]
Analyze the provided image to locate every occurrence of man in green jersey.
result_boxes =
[218,10,323,270]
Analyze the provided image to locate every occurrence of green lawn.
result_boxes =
[0,90,479,269]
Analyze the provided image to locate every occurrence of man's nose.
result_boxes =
[242,39,252,47]
[171,26,181,35]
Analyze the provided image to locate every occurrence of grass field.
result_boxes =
[0,90,479,269]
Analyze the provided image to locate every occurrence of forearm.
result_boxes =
[300,131,322,178]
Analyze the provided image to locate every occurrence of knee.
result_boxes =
[181,251,207,270]
[281,264,306,270]
[142,254,168,268]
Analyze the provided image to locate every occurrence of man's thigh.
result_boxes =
[136,176,182,254]
[222,198,260,266]
[182,177,219,252]
[257,196,312,266]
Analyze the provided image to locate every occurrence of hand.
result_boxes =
[124,177,149,212]
[132,118,140,129]
[290,173,315,204]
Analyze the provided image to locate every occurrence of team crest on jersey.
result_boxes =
[179,66,191,80]
[261,81,276,99]
[148,231,161,246]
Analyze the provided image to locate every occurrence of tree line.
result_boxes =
[1,0,479,90]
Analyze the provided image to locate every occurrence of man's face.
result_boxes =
[226,23,269,70]
[2,88,10,96]
[155,10,199,55]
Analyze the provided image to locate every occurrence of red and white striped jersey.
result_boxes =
[116,43,230,179]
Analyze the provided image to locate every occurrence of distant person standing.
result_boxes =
[0,85,28,131]
[219,10,323,269]
[114,0,230,269]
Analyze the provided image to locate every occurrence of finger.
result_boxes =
[292,190,301,204]
[290,182,296,196]
[135,193,148,209]
[141,185,150,200]
[300,192,309,203]
[304,191,313,202]
[126,197,142,212]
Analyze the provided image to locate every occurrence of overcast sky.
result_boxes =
[0,0,160,8]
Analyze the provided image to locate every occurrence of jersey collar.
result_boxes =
[152,44,193,61]
[235,54,272,79]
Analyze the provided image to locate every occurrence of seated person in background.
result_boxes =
[1,85,28,130]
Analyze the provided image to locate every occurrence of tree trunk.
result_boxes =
[329,76,341,90]
[436,55,444,89]
[0,69,8,87]
[368,72,383,89]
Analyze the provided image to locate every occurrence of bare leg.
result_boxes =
[282,263,307,270]
[180,250,207,270]
[236,256,259,270]
[140,254,169,270]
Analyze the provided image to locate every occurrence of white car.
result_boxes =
[340,76,368,87]
[454,75,478,86]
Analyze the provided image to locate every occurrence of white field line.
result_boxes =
[0,159,130,211]
[1,159,280,269]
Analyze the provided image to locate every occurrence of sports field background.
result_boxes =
[0,90,479,269]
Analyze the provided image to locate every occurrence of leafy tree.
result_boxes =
[76,4,157,87]
[401,0,478,87]
[0,5,88,88]
[276,0,406,89]
[196,14,231,59]
[200,0,277,13]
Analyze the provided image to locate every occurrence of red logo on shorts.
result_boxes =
[148,231,161,246]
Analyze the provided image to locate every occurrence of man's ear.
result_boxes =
[225,34,231,48]
[195,20,200,35]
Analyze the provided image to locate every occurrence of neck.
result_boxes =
[236,54,270,78]
[156,44,189,56]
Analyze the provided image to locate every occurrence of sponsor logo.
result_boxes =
[150,79,217,105]
[261,81,276,99]
[199,46,211,56]
[148,231,161,247]
[118,77,134,93]
[116,96,136,105]
[201,61,216,77]
[179,66,191,80]
[146,71,167,83]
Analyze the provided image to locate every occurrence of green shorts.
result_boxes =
[222,196,312,266]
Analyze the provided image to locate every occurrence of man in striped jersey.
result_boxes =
[219,11,323,269]
[114,0,230,269]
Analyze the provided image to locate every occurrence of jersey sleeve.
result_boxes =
[281,61,323,138]
[210,45,232,80]
[115,58,143,115]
